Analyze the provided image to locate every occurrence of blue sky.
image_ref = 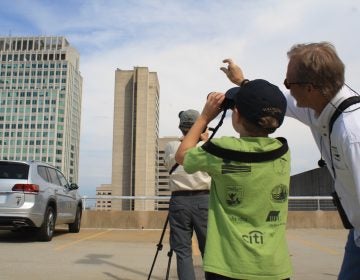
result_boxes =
[1,0,360,197]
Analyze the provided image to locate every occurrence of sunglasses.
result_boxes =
[283,79,310,90]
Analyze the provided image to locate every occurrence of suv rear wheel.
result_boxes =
[37,206,55,241]
[68,206,82,233]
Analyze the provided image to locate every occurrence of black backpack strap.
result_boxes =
[328,96,360,176]
[328,96,360,230]
[329,96,360,134]
[201,137,288,163]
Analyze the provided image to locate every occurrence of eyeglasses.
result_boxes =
[283,79,310,90]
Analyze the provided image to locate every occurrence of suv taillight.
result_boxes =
[12,184,39,193]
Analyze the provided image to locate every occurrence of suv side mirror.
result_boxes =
[69,183,79,190]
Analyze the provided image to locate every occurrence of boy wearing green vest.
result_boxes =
[175,79,292,280]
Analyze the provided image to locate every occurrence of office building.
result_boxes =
[0,36,82,183]
[156,137,178,210]
[95,184,113,210]
[97,67,160,210]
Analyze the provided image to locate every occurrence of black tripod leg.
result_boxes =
[147,214,169,280]
[165,249,174,280]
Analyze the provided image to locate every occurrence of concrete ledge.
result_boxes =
[81,210,169,229]
[287,211,343,229]
[81,210,344,229]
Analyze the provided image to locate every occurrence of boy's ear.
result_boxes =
[233,107,241,121]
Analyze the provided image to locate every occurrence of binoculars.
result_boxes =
[221,97,235,110]
[207,93,235,111]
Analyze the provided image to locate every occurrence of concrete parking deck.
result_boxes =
[0,228,348,280]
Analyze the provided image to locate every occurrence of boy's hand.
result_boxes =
[220,58,245,85]
[201,92,225,123]
[200,130,209,142]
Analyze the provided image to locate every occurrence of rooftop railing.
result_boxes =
[83,196,336,211]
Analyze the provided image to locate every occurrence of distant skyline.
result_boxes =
[1,0,359,197]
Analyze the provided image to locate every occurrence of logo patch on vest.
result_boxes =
[273,157,287,175]
[221,159,251,175]
[266,211,280,222]
[271,185,288,203]
[242,230,264,245]
[226,186,244,206]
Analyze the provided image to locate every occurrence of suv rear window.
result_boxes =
[0,162,29,179]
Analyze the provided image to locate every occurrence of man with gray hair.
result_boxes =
[164,109,211,280]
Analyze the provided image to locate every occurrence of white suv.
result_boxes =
[0,160,82,241]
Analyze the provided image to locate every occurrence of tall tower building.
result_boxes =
[97,67,160,211]
[0,36,82,183]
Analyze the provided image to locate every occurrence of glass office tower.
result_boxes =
[0,36,82,183]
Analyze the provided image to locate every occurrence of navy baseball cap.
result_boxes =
[225,79,287,128]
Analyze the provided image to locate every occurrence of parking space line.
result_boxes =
[287,233,341,255]
[55,229,113,251]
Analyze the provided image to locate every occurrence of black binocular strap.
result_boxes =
[169,163,179,175]
[201,137,288,163]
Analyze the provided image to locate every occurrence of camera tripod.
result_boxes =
[147,214,173,280]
